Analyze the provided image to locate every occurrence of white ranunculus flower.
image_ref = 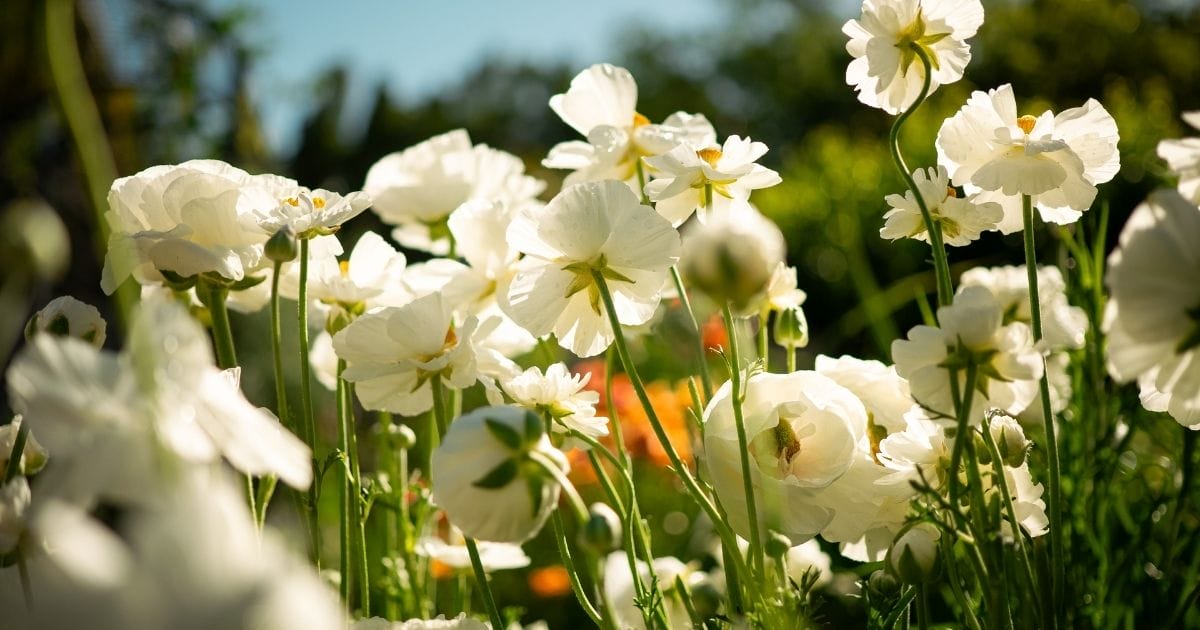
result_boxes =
[786,539,834,588]
[333,292,479,416]
[255,188,372,239]
[0,477,30,553]
[603,551,695,630]
[704,371,866,544]
[503,180,680,358]
[101,159,301,293]
[415,527,531,572]
[544,64,716,188]
[880,166,1003,246]
[303,230,410,310]
[936,84,1120,233]
[503,363,609,441]
[365,130,544,255]
[680,200,786,314]
[959,265,1087,352]
[7,298,313,501]
[893,285,1043,421]
[1104,189,1200,427]
[1157,112,1200,204]
[352,616,489,630]
[997,463,1049,541]
[27,295,107,347]
[643,135,782,226]
[843,0,985,114]
[887,523,940,583]
[0,416,48,476]
[764,262,808,312]
[431,406,568,543]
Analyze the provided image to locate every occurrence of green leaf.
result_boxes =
[523,409,543,443]
[473,458,519,489]
[485,418,523,450]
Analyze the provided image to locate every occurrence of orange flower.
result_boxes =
[701,312,728,354]
[528,565,572,598]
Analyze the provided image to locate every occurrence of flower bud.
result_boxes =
[689,579,723,619]
[680,203,785,315]
[887,523,941,584]
[772,305,809,349]
[387,423,417,450]
[989,412,1031,468]
[580,502,621,553]
[765,531,793,559]
[265,226,298,263]
[25,296,107,348]
[432,406,567,543]
[866,569,900,601]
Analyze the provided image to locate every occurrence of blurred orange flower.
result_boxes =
[528,565,572,598]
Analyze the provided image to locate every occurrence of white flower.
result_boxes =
[703,370,866,544]
[843,0,985,114]
[27,296,107,347]
[0,477,30,553]
[996,463,1049,541]
[365,130,544,255]
[255,188,371,238]
[333,292,479,416]
[7,298,313,500]
[764,262,808,312]
[786,539,834,588]
[936,84,1120,233]
[1104,189,1200,427]
[503,181,680,358]
[303,231,409,309]
[352,616,488,630]
[680,200,786,314]
[880,166,1002,246]
[101,160,300,293]
[545,64,716,187]
[887,523,940,583]
[415,528,531,572]
[503,363,609,441]
[431,406,568,543]
[893,285,1043,421]
[602,552,695,630]
[1157,112,1200,204]
[643,135,782,226]
[959,265,1088,351]
[0,416,48,476]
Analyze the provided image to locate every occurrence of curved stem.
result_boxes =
[947,363,978,515]
[671,265,714,401]
[889,45,953,307]
[590,270,755,602]
[1022,194,1063,624]
[465,537,506,629]
[723,304,766,576]
[296,238,322,567]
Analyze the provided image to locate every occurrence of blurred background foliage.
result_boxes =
[2,0,1199,626]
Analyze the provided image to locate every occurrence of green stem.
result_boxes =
[341,374,370,613]
[3,422,29,484]
[940,536,983,630]
[786,344,797,373]
[1022,194,1063,625]
[671,265,714,401]
[336,364,353,609]
[431,374,449,440]
[916,585,931,630]
[202,282,238,369]
[723,304,766,577]
[635,158,652,206]
[465,537,506,630]
[297,238,322,567]
[884,588,920,629]
[604,348,631,468]
[980,414,1041,613]
[757,310,770,372]
[947,363,978,511]
[589,270,755,604]
[888,45,953,307]
[270,262,292,430]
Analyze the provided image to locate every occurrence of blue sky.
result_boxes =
[214,0,726,153]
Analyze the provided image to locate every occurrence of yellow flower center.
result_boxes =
[284,197,299,207]
[697,148,723,168]
[631,112,651,128]
[338,260,350,277]
[946,186,958,199]
[1017,115,1038,135]
[313,197,326,209]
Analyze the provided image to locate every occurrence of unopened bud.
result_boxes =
[25,296,107,348]
[689,579,722,619]
[579,503,621,553]
[989,412,1031,468]
[765,531,793,559]
[887,524,940,584]
[773,305,809,349]
[265,227,298,263]
[388,424,417,450]
[867,569,901,600]
[680,203,785,315]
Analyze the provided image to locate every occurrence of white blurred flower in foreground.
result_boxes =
[704,370,865,544]
[415,527,530,572]
[544,63,715,187]
[880,166,1002,246]
[643,135,782,226]
[786,539,834,588]
[936,84,1120,233]
[7,298,312,501]
[101,159,300,293]
[893,285,1043,421]
[1157,112,1200,204]
[843,0,984,114]
[503,181,680,357]
[27,295,107,347]
[334,292,479,415]
[365,130,544,255]
[352,615,489,630]
[603,552,695,630]
[503,363,609,441]
[1104,189,1200,427]
[432,406,568,543]
[0,477,30,554]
